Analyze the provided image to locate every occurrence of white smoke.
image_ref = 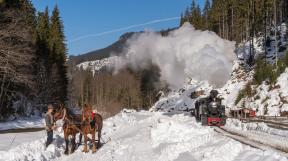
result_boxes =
[117,23,236,88]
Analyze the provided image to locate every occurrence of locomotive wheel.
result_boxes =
[201,115,208,125]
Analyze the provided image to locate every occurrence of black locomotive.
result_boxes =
[194,90,226,126]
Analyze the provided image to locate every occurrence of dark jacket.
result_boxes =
[45,113,54,131]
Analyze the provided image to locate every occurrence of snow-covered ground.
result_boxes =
[0,110,287,161]
[0,116,44,131]
[0,116,45,152]
[0,130,45,151]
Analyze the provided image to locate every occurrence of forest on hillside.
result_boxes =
[0,0,67,120]
[180,0,288,43]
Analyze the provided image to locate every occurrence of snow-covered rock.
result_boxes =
[150,79,212,112]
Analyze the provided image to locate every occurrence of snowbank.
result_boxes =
[225,118,288,153]
[226,118,288,137]
[0,134,64,161]
[0,116,44,131]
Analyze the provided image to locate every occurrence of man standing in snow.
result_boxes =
[45,104,56,147]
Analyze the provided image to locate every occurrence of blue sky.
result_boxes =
[31,0,204,56]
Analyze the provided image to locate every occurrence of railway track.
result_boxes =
[241,118,288,130]
[227,116,288,130]
[213,126,288,157]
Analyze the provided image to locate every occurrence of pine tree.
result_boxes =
[35,7,51,104]
[203,0,211,30]
[189,0,196,27]
[37,7,49,43]
[189,0,203,29]
[182,7,190,26]
[49,6,66,63]
[49,5,68,103]
[180,12,185,26]
[196,4,204,29]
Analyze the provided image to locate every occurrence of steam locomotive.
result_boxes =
[194,90,226,126]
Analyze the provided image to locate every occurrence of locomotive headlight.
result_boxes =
[211,102,218,108]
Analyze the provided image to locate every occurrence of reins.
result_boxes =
[62,108,66,121]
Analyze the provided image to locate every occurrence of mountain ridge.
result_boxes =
[69,28,177,65]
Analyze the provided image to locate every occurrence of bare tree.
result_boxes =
[0,5,36,112]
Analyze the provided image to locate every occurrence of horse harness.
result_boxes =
[60,108,98,138]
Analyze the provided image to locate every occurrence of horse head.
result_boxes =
[53,103,66,121]
[82,104,93,121]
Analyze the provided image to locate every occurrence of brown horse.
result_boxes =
[53,104,83,154]
[81,104,103,153]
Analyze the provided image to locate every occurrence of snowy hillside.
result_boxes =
[1,110,287,161]
[236,22,287,64]
[219,61,254,109]
[239,68,288,116]
[76,56,124,73]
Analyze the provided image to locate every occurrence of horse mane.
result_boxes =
[84,104,92,110]
[82,104,93,121]
[64,108,82,125]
